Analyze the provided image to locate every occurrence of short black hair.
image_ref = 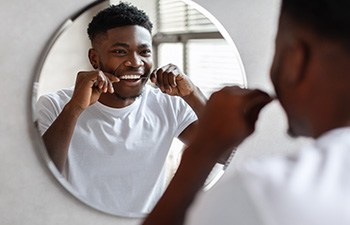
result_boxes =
[281,0,350,46]
[87,2,153,41]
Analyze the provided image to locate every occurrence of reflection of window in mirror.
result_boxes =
[154,0,245,97]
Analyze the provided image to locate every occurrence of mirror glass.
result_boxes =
[32,0,246,218]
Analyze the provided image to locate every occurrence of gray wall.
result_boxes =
[0,0,308,224]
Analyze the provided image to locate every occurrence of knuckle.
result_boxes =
[157,69,164,75]
[77,71,86,79]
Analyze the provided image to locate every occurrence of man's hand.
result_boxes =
[69,70,119,111]
[150,64,195,97]
[41,70,119,172]
[193,86,273,158]
[142,86,272,225]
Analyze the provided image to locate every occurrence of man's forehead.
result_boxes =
[93,25,152,46]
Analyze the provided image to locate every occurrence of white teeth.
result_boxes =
[120,75,141,80]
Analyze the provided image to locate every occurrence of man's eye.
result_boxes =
[111,49,127,54]
[141,49,152,56]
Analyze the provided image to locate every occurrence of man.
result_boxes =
[36,3,206,215]
[142,0,350,224]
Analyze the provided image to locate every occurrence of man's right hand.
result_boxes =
[41,70,118,172]
[141,86,273,225]
[192,86,273,159]
[68,70,119,112]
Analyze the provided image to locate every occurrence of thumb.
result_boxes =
[150,69,157,84]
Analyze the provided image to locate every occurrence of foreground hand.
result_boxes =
[69,70,119,111]
[150,64,195,97]
[193,86,273,157]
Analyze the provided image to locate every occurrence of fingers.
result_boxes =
[151,64,180,94]
[95,70,107,92]
[76,70,119,96]
[72,70,121,110]
[209,86,273,139]
[222,85,272,112]
[164,64,178,88]
[191,86,273,160]
[95,70,119,94]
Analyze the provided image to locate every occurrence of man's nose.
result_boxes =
[124,53,144,67]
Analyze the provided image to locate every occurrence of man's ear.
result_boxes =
[88,48,99,69]
[284,39,309,86]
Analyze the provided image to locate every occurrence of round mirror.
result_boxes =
[32,0,246,218]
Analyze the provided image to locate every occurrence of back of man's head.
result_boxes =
[277,0,350,138]
[281,0,350,49]
[87,2,153,42]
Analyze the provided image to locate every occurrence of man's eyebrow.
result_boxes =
[110,43,151,48]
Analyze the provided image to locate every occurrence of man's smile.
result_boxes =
[119,74,142,80]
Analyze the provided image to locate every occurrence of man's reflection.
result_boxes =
[36,2,206,215]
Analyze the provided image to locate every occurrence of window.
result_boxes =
[153,0,245,97]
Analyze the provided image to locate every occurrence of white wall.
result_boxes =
[0,0,309,224]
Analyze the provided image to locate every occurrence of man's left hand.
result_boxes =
[150,64,195,97]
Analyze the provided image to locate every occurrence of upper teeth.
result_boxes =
[120,75,141,79]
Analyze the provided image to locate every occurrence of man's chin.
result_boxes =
[113,81,146,97]
[113,87,145,100]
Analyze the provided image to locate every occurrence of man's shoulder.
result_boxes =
[39,87,73,99]
[37,87,73,108]
[241,127,350,189]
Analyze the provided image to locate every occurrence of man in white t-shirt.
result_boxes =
[36,3,208,215]
[142,0,350,224]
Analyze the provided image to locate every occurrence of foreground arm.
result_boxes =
[42,71,118,172]
[142,86,272,225]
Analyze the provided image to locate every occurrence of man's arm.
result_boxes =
[150,64,206,145]
[42,101,84,172]
[41,71,118,172]
[142,86,273,225]
[176,85,206,146]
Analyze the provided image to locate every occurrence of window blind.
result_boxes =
[157,0,217,33]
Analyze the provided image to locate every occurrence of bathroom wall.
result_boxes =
[0,0,307,224]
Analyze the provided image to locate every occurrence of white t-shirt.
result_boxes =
[36,84,197,217]
[186,127,350,225]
